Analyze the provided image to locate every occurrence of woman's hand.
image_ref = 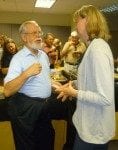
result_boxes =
[56,81,78,101]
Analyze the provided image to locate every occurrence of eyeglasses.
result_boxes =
[23,31,43,37]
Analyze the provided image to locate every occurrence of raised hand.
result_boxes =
[24,63,42,78]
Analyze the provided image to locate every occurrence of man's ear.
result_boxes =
[21,34,26,42]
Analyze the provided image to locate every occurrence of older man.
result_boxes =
[4,21,55,150]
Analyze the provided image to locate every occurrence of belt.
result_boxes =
[66,62,78,66]
[17,93,50,102]
[32,97,50,102]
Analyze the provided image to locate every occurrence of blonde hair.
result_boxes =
[73,5,111,41]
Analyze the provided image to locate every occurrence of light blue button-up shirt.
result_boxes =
[4,46,51,98]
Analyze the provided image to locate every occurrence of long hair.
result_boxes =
[3,38,18,56]
[73,5,111,41]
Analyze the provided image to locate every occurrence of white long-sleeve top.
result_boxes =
[73,38,115,144]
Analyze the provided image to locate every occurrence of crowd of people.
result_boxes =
[0,4,116,150]
[0,29,85,81]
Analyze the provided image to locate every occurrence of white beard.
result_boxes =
[28,41,42,50]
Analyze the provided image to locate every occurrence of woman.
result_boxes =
[56,5,115,150]
[1,38,18,76]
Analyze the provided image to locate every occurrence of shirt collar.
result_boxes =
[23,46,43,57]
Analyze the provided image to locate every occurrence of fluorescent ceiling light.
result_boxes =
[35,0,56,8]
[100,4,118,13]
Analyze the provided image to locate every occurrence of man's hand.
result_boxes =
[24,63,42,78]
[51,80,62,91]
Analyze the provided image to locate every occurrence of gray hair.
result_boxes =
[19,20,39,34]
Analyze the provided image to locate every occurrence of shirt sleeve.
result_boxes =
[4,55,22,83]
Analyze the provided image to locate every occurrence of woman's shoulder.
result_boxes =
[91,38,109,47]
[90,38,110,51]
[88,38,112,58]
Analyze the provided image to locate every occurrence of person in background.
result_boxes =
[114,56,118,73]
[4,21,55,150]
[0,34,6,83]
[61,31,86,75]
[0,34,6,62]
[53,38,63,68]
[1,38,18,76]
[68,35,72,42]
[43,33,58,68]
[56,5,115,150]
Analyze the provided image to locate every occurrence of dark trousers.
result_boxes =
[45,93,77,150]
[0,98,10,121]
[2,92,76,150]
[7,93,55,150]
[73,134,109,150]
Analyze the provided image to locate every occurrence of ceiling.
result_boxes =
[0,0,117,26]
[0,0,118,15]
